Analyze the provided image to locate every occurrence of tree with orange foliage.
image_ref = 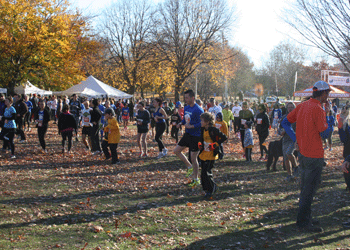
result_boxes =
[0,0,92,94]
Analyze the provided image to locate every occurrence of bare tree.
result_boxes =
[100,0,153,95]
[151,0,235,101]
[285,0,350,72]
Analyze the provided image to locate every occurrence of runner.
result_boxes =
[34,100,50,152]
[13,94,28,143]
[232,101,242,134]
[102,108,120,164]
[174,89,204,187]
[152,98,168,159]
[24,95,33,131]
[163,101,172,135]
[215,112,228,159]
[90,99,102,154]
[198,112,227,199]
[80,101,92,151]
[256,104,269,161]
[58,104,77,154]
[136,102,150,157]
[0,97,17,158]
[170,107,182,143]
[208,97,222,118]
[121,102,130,130]
[222,105,234,136]
[238,102,254,156]
[69,94,81,141]
[282,80,331,232]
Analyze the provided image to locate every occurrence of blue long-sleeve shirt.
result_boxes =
[181,103,204,137]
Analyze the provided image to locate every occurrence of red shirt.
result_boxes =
[287,98,328,158]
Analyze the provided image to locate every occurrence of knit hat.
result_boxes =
[105,108,115,116]
[216,112,223,121]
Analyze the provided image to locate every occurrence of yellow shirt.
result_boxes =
[199,130,219,161]
[215,121,228,136]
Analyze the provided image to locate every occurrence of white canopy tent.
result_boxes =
[58,76,133,99]
[15,81,52,96]
[0,88,7,94]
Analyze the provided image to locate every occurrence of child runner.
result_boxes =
[238,102,254,157]
[136,102,150,157]
[215,112,228,159]
[152,98,168,159]
[170,107,182,143]
[58,104,77,154]
[324,104,335,151]
[244,121,254,162]
[102,108,120,164]
[80,101,92,151]
[271,103,282,134]
[222,105,234,136]
[256,104,269,161]
[198,112,227,198]
[121,103,130,129]
[174,89,204,187]
[0,97,17,158]
[34,100,50,153]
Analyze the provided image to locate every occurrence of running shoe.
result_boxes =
[3,136,9,141]
[156,152,164,159]
[19,140,26,143]
[185,167,193,178]
[204,192,212,199]
[10,155,16,159]
[188,179,200,187]
[162,148,168,156]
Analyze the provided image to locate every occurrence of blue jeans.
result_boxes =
[297,154,324,228]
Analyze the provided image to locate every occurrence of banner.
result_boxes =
[329,75,350,86]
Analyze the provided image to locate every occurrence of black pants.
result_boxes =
[155,122,166,152]
[24,111,31,129]
[234,118,240,133]
[38,126,48,150]
[171,126,179,142]
[165,119,170,134]
[102,140,119,163]
[245,147,252,161]
[240,129,245,150]
[61,131,73,151]
[0,128,15,155]
[15,117,25,140]
[201,160,216,193]
[90,124,101,152]
[258,134,268,157]
[51,110,57,122]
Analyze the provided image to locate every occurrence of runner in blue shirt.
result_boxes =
[24,95,33,131]
[174,89,204,187]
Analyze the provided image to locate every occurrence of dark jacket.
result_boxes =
[34,108,50,128]
[58,112,77,132]
[256,111,269,138]
[14,99,28,117]
[136,109,150,130]
[238,109,254,130]
[90,107,102,124]
[199,126,227,158]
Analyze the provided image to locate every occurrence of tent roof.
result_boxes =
[14,81,52,96]
[59,76,133,99]
[293,85,350,98]
[0,88,7,94]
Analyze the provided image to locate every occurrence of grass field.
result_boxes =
[0,122,349,249]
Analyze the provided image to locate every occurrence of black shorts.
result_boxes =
[82,126,91,135]
[178,133,200,152]
[137,127,149,134]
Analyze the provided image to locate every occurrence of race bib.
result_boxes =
[274,111,278,119]
[38,114,43,121]
[241,119,246,125]
[38,121,43,127]
[172,122,177,125]
[84,117,90,123]
[257,118,262,124]
[215,123,222,129]
[185,114,191,124]
[204,142,210,152]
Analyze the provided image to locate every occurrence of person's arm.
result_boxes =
[281,117,296,142]
[318,110,331,139]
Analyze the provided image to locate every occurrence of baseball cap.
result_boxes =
[313,81,330,91]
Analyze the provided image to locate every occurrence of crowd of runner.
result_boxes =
[1,82,350,231]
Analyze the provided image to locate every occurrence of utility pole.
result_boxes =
[222,31,228,102]
[195,70,198,100]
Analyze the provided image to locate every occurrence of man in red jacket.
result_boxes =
[282,81,331,233]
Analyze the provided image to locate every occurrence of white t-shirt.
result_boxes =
[51,99,57,110]
[232,106,242,117]
[81,107,92,127]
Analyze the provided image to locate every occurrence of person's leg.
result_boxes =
[110,143,119,163]
[248,148,252,161]
[245,148,249,161]
[296,156,323,228]
[7,130,15,155]
[38,127,46,150]
[67,132,73,152]
[155,123,165,152]
[101,140,111,159]
[240,129,245,151]
[171,126,176,139]
[82,133,89,150]
[61,133,66,152]
[165,119,169,135]
[328,132,333,150]
[201,160,210,191]
[137,133,142,153]
[174,145,192,168]
[190,150,200,180]
[16,117,26,140]
[141,133,148,155]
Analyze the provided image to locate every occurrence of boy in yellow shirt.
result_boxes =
[102,108,121,165]
[198,112,227,199]
[215,112,228,159]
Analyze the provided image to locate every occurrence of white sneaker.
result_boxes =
[10,155,16,159]
[162,148,168,156]
[156,152,164,159]
[19,140,26,143]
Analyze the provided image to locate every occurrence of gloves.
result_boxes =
[209,142,219,151]
[198,142,203,150]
